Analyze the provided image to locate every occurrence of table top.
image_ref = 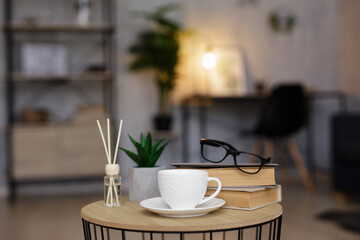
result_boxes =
[81,198,283,232]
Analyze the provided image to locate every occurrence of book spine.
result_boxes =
[203,168,276,187]
[206,185,281,209]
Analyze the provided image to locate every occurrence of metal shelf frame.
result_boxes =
[3,0,116,201]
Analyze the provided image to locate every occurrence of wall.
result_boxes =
[0,0,346,193]
[339,0,360,111]
[116,0,341,182]
[171,0,340,99]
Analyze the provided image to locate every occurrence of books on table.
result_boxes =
[172,163,281,210]
[206,185,281,210]
[171,163,278,187]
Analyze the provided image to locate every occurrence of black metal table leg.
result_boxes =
[82,215,282,240]
[276,216,282,240]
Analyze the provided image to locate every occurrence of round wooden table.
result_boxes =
[81,198,283,240]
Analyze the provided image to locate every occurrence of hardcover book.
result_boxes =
[206,185,282,210]
[172,163,277,187]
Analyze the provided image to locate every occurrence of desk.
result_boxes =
[180,91,346,173]
[81,199,283,240]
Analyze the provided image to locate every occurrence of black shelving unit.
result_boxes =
[3,0,116,200]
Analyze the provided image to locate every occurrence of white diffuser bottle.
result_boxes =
[104,164,121,207]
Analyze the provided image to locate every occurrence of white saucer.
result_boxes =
[140,197,225,218]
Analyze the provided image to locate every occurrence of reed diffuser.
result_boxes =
[97,118,123,207]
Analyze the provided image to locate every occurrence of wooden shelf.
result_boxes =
[4,0,116,200]
[3,23,114,32]
[10,123,51,128]
[10,122,69,128]
[11,120,107,180]
[9,72,111,82]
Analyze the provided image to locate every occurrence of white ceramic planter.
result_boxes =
[128,166,165,202]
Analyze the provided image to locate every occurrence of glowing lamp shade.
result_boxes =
[202,52,216,69]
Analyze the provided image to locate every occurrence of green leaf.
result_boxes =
[128,134,148,166]
[140,133,146,147]
[152,138,164,152]
[120,148,141,166]
[145,132,152,154]
[156,141,169,155]
[133,141,148,166]
[148,142,169,167]
[128,134,139,147]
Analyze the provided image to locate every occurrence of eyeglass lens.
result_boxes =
[202,144,227,162]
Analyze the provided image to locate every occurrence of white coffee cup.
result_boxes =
[158,169,222,210]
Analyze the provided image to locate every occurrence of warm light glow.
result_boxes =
[202,52,216,69]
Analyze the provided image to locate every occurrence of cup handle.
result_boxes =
[198,177,222,205]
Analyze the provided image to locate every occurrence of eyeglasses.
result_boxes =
[200,138,271,174]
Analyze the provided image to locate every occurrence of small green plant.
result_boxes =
[120,132,169,167]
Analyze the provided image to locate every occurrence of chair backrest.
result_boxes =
[255,84,307,137]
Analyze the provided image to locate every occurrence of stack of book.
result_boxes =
[172,163,281,210]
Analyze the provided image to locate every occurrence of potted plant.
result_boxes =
[120,132,169,202]
[128,3,182,130]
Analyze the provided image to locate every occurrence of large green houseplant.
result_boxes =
[128,4,182,130]
[120,132,168,202]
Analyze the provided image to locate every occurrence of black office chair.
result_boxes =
[246,84,314,192]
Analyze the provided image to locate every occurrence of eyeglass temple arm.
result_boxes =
[200,138,238,151]
[236,150,272,162]
[200,138,271,162]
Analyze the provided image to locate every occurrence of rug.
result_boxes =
[317,210,360,233]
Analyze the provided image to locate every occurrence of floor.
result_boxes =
[0,174,359,240]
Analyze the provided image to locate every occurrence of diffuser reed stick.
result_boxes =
[113,120,123,164]
[96,120,110,164]
[107,118,111,165]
